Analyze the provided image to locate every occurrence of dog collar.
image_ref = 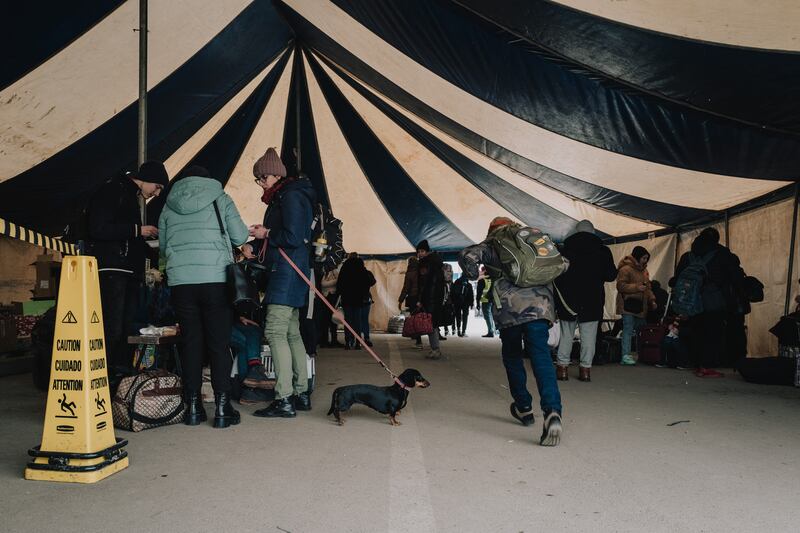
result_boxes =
[393,378,411,390]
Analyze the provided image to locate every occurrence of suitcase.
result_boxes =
[637,324,668,365]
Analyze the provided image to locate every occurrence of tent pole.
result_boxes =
[784,183,800,315]
[295,45,302,175]
[724,210,730,247]
[137,0,148,224]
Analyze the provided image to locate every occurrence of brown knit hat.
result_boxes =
[253,147,286,178]
[487,216,515,236]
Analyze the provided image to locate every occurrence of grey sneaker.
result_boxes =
[540,412,562,446]
[426,349,442,360]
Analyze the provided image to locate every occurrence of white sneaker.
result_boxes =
[426,349,442,360]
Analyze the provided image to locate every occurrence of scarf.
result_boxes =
[260,176,297,205]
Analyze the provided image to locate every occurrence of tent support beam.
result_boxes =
[785,183,799,315]
[137,0,148,224]
[295,44,302,174]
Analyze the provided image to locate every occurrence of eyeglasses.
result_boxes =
[254,177,265,184]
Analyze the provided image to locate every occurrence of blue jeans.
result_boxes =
[482,302,496,335]
[622,314,646,357]
[230,322,262,377]
[500,320,562,415]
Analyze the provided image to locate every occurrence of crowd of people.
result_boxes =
[82,146,755,445]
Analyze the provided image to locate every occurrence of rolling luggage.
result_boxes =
[637,324,668,365]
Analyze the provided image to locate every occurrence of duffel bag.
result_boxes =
[112,370,185,432]
[402,311,433,338]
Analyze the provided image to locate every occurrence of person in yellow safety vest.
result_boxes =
[476,266,497,338]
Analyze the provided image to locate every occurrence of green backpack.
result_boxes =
[487,224,566,287]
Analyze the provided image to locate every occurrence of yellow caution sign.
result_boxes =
[25,256,128,483]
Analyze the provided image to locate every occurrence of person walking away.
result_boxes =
[88,161,167,379]
[554,220,617,382]
[459,217,564,446]
[451,274,474,337]
[441,263,455,337]
[337,253,377,349]
[616,246,656,366]
[243,148,315,418]
[416,240,446,359]
[673,227,745,377]
[398,255,423,349]
[159,166,248,428]
[477,266,497,337]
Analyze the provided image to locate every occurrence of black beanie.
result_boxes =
[416,240,430,252]
[631,246,649,261]
[138,160,169,188]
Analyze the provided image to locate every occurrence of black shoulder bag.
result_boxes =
[212,201,260,316]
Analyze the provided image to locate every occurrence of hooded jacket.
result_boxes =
[158,176,248,286]
[554,231,617,322]
[398,256,419,309]
[615,256,656,318]
[674,234,745,314]
[459,243,555,328]
[418,251,448,327]
[250,177,316,308]
[336,257,376,307]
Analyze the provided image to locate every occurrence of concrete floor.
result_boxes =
[2,333,800,533]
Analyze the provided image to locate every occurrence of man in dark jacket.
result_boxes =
[460,217,563,446]
[673,227,745,377]
[553,220,617,382]
[87,161,167,373]
[244,148,316,418]
[451,275,474,337]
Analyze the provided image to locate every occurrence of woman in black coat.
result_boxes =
[416,240,445,359]
[336,253,376,349]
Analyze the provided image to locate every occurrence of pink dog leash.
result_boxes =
[277,248,410,390]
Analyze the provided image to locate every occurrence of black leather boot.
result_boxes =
[293,392,311,411]
[213,392,241,429]
[184,391,207,426]
[253,397,296,418]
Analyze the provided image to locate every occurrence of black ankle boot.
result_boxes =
[293,391,311,411]
[253,397,296,418]
[184,392,207,426]
[213,392,241,429]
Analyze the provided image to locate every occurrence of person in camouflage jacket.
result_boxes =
[459,217,563,446]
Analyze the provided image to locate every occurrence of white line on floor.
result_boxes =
[387,337,437,533]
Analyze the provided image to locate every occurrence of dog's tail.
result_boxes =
[327,388,338,416]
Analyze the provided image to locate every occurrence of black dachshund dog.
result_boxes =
[327,368,430,426]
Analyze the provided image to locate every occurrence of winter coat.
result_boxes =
[674,238,745,315]
[250,178,316,308]
[615,256,656,318]
[417,252,448,327]
[459,243,555,329]
[451,276,474,309]
[553,231,617,322]
[398,256,419,309]
[87,176,148,277]
[336,257,376,307]
[158,176,248,286]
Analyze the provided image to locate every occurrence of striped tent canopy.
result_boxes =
[1,0,798,257]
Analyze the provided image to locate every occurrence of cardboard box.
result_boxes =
[31,254,60,300]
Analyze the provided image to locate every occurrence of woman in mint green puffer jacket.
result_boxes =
[158,173,249,286]
[157,168,249,429]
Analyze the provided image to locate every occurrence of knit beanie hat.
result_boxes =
[138,160,169,188]
[487,216,514,236]
[416,240,430,252]
[253,147,287,178]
